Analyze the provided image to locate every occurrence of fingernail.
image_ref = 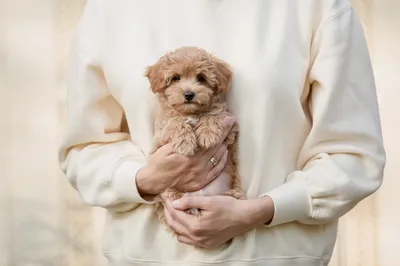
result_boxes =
[172,200,180,208]
[223,117,231,126]
[224,116,236,126]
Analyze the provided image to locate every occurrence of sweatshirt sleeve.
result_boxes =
[263,6,385,226]
[58,0,152,212]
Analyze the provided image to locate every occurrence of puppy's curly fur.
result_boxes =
[145,47,245,229]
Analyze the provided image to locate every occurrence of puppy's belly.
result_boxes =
[183,172,231,197]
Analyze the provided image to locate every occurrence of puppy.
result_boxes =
[145,47,244,227]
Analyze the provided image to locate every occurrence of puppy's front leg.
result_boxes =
[196,116,223,150]
[172,119,197,156]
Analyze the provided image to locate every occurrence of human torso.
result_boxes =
[100,0,345,265]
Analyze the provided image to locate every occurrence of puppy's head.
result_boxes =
[145,47,232,114]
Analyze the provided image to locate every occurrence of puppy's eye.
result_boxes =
[172,75,180,82]
[196,74,206,83]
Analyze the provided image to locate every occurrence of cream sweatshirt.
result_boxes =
[59,0,386,265]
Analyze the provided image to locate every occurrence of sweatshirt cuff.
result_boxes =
[112,158,154,204]
[260,178,311,227]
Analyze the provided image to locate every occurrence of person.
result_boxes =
[58,0,386,265]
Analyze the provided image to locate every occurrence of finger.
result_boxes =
[165,199,202,230]
[205,144,227,171]
[170,196,211,212]
[205,150,228,184]
[164,206,192,237]
[202,142,222,157]
[177,235,197,246]
[157,143,174,155]
[220,116,236,142]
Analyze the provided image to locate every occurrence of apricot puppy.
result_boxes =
[145,47,244,228]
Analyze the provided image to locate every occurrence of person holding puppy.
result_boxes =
[59,0,385,265]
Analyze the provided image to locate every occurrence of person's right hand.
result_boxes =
[136,116,236,197]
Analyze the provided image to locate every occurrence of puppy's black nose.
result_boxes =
[184,91,195,101]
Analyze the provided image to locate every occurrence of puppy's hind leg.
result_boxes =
[222,140,245,200]
[223,177,246,200]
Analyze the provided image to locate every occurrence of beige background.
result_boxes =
[0,0,399,265]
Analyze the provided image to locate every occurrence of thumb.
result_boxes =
[156,143,173,155]
[172,196,210,211]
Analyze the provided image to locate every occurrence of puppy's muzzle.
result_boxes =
[184,91,195,102]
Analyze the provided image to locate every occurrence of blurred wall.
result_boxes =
[0,0,398,265]
[369,1,400,266]
[0,1,106,265]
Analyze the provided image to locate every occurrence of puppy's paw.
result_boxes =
[173,138,197,156]
[197,130,221,150]
[186,207,202,217]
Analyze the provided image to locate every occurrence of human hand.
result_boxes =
[163,195,275,249]
[136,117,236,196]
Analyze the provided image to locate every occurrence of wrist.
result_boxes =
[136,166,162,196]
[240,196,275,228]
[257,196,275,225]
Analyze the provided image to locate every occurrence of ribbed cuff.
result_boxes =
[111,158,154,204]
[260,177,311,227]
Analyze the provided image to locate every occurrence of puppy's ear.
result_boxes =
[213,57,233,93]
[144,62,165,93]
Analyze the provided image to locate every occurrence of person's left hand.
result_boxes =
[163,195,274,249]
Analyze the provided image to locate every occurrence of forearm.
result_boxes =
[258,6,384,227]
[60,142,152,212]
